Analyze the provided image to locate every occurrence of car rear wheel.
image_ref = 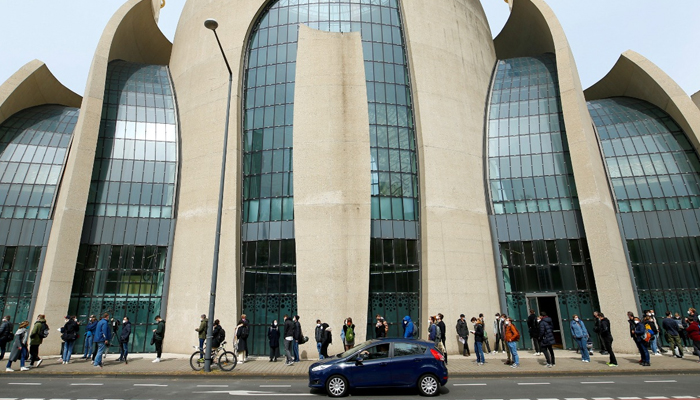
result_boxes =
[418,373,440,396]
[326,375,348,397]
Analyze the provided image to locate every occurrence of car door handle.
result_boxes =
[413,358,421,362]
[380,362,388,366]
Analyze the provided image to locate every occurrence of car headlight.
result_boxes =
[311,364,332,372]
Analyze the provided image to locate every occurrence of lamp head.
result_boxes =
[204,19,219,31]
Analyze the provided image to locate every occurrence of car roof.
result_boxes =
[372,337,434,346]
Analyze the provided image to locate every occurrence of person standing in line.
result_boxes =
[152,315,165,363]
[342,318,355,351]
[28,314,47,369]
[118,316,131,364]
[527,309,540,355]
[685,317,700,362]
[293,315,303,362]
[470,317,485,365]
[402,316,415,339]
[320,324,332,359]
[643,314,661,356]
[82,316,97,360]
[437,313,447,364]
[479,313,492,353]
[633,316,650,366]
[110,318,121,357]
[504,317,520,368]
[649,309,666,353]
[268,320,280,362]
[539,312,556,368]
[375,315,388,339]
[499,314,512,365]
[675,312,691,352]
[315,319,324,360]
[597,312,617,367]
[195,314,207,360]
[283,315,295,366]
[211,319,224,350]
[4,320,29,372]
[570,314,590,363]
[428,316,441,351]
[93,313,110,368]
[662,311,683,358]
[0,315,13,361]
[492,313,503,354]
[61,315,79,364]
[593,311,608,355]
[688,308,700,324]
[456,314,470,357]
[235,318,249,364]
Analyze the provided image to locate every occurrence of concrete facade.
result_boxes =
[293,26,372,358]
[495,0,638,352]
[693,91,700,111]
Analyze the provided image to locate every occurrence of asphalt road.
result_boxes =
[0,374,698,399]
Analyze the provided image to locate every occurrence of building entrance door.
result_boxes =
[527,294,566,349]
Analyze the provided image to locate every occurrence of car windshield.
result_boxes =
[337,340,376,359]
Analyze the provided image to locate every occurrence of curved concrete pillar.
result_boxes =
[0,60,81,125]
[402,0,500,350]
[167,0,266,353]
[495,0,637,353]
[585,50,700,155]
[693,91,700,111]
[33,0,172,353]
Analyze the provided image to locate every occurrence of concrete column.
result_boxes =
[401,0,501,352]
[293,25,372,359]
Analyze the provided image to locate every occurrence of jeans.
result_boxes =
[83,335,93,358]
[284,339,294,363]
[475,342,484,363]
[199,338,205,359]
[507,341,519,365]
[94,342,107,366]
[122,342,129,360]
[5,346,26,368]
[316,342,323,359]
[293,340,299,361]
[62,340,75,362]
[636,339,650,364]
[575,337,590,361]
[650,336,659,354]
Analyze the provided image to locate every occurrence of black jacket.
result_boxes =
[120,321,132,343]
[527,313,538,336]
[599,318,613,339]
[375,321,387,338]
[663,317,679,336]
[539,317,556,346]
[321,323,332,346]
[473,324,484,343]
[268,325,280,348]
[437,321,447,343]
[62,319,79,342]
[0,320,13,341]
[456,319,468,338]
[284,318,295,339]
[315,325,324,343]
[212,325,224,348]
[294,321,303,341]
[628,317,636,338]
[645,319,658,335]
[154,320,166,341]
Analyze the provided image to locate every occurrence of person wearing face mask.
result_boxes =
[470,317,485,365]
[662,311,683,358]
[315,319,324,360]
[342,318,355,351]
[60,316,79,364]
[493,313,504,354]
[597,312,617,367]
[504,318,520,368]
[539,312,556,367]
[500,314,512,365]
[195,314,208,360]
[437,314,447,365]
[643,313,660,356]
[320,324,332,359]
[118,317,131,364]
[268,320,280,362]
[479,313,492,354]
[375,315,388,339]
[675,312,691,351]
[570,315,590,362]
[633,317,651,366]
[688,308,699,324]
[456,314,470,357]
[82,316,97,360]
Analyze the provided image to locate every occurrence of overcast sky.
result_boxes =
[0,1,698,98]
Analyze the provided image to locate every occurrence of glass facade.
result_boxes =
[242,0,419,351]
[488,55,600,349]
[69,61,178,353]
[0,105,79,324]
[588,97,700,315]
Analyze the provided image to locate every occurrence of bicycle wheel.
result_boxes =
[190,351,205,371]
[218,351,238,371]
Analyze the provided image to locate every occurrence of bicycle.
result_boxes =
[190,341,237,371]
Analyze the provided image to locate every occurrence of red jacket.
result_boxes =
[686,321,700,342]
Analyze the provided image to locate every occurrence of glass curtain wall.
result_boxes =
[0,105,79,324]
[69,61,178,353]
[487,55,600,349]
[242,0,419,352]
[587,97,700,316]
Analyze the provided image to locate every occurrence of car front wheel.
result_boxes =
[326,374,349,397]
[418,374,440,396]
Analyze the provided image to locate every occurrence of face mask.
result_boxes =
[317,324,321,327]
[123,320,127,324]
[574,318,579,321]
[505,321,510,325]
[635,321,639,324]
[646,313,651,316]
[274,322,278,326]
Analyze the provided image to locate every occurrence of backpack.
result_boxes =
[345,326,355,343]
[645,323,654,338]
[217,327,226,343]
[411,322,419,339]
[240,325,249,340]
[435,325,442,341]
[39,322,50,339]
[643,330,651,342]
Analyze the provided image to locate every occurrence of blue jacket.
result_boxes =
[634,321,647,341]
[95,318,111,343]
[85,321,98,337]
[428,324,437,341]
[570,319,589,339]
[403,316,415,339]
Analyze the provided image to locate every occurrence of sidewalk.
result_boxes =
[4,349,699,378]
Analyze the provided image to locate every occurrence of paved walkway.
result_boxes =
[4,349,699,377]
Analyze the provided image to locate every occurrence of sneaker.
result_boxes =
[582,360,590,363]
[502,351,506,354]
[545,364,551,368]
[491,351,496,354]
[478,362,484,365]
[152,358,161,363]
[20,367,30,371]
[5,368,12,372]
[654,352,662,356]
[511,364,519,368]
[35,359,42,368]
[286,362,294,366]
[607,363,618,367]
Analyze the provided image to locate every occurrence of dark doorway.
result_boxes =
[528,295,564,348]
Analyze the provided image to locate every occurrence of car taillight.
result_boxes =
[430,348,445,362]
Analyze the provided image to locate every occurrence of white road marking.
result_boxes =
[619,397,642,399]
[518,383,550,385]
[7,383,41,385]
[70,384,103,386]
[193,391,312,396]
[672,397,695,399]
[566,398,587,400]
[133,384,168,387]
[593,398,614,400]
[646,381,677,383]
[260,385,292,388]
[197,385,230,388]
[584,382,615,384]
[0,398,16,400]
[453,384,488,386]
[646,397,670,399]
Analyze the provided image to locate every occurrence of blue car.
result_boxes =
[308,337,448,397]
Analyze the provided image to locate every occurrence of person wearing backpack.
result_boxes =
[268,320,280,362]
[28,314,47,368]
[195,314,207,360]
[662,311,683,358]
[152,315,166,363]
[633,316,650,366]
[505,317,520,368]
[643,314,660,356]
[479,313,492,353]
[5,320,29,372]
[597,312,617,367]
[235,318,249,364]
[342,318,355,351]
[93,313,111,368]
[61,316,79,364]
[570,314,590,362]
[211,319,225,349]
[0,315,13,360]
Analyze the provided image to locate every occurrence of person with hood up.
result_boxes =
[470,317,485,365]
[61,315,79,364]
[82,315,97,360]
[633,316,650,366]
[456,314,470,357]
[4,320,29,372]
[570,314,590,362]
[118,316,131,364]
[268,320,280,362]
[320,323,332,359]
[402,316,416,339]
[538,312,556,367]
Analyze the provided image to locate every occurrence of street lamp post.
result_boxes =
[203,18,233,373]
